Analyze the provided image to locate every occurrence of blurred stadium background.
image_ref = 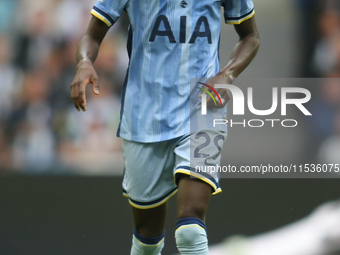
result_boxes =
[0,0,340,254]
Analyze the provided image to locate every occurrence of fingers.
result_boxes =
[198,82,226,108]
[70,79,88,112]
[70,82,81,111]
[212,89,230,108]
[79,90,86,111]
[204,88,230,108]
[70,74,99,112]
[91,76,100,95]
[223,89,231,107]
[205,88,222,108]
[70,60,100,112]
[199,88,207,98]
[78,76,100,111]
[78,78,91,111]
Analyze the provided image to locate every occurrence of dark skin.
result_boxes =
[70,18,108,111]
[132,175,212,237]
[201,17,260,108]
[71,16,259,237]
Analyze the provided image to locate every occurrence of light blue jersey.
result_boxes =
[91,0,254,142]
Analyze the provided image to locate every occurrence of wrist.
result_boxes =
[77,58,92,69]
[216,70,235,84]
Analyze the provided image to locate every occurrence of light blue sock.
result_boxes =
[130,229,165,255]
[175,217,209,255]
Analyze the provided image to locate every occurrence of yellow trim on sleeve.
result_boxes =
[91,9,112,27]
[226,10,255,25]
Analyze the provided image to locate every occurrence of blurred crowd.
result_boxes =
[298,0,340,164]
[0,0,129,174]
[0,0,339,174]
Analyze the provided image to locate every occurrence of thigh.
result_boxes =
[122,139,178,209]
[174,129,227,195]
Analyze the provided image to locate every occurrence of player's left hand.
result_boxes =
[199,74,232,108]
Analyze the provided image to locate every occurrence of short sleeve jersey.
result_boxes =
[91,0,254,142]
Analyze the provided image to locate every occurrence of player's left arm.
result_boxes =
[204,17,260,108]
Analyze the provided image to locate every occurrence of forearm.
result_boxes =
[219,31,260,82]
[71,17,108,111]
[76,16,109,66]
[76,35,101,65]
[203,17,259,107]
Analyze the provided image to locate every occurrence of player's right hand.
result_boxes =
[70,59,100,111]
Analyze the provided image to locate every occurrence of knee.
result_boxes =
[175,219,208,254]
[175,225,206,247]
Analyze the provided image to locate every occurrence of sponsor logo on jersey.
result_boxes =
[150,15,212,44]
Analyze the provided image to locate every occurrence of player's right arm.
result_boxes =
[70,16,109,111]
